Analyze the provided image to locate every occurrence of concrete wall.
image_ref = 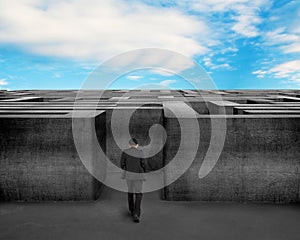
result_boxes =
[188,101,209,114]
[0,113,106,201]
[163,116,300,203]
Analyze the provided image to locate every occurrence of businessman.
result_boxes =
[120,138,147,223]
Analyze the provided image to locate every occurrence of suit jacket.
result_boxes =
[120,147,147,180]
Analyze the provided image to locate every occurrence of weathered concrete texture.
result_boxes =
[0,112,106,201]
[164,116,300,203]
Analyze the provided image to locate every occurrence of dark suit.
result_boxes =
[120,147,146,217]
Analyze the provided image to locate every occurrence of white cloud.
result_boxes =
[263,27,300,54]
[211,63,231,70]
[186,0,253,12]
[252,70,267,78]
[232,14,262,38]
[0,0,210,63]
[127,75,142,81]
[252,70,266,75]
[221,47,239,54]
[0,79,8,86]
[269,60,300,77]
[103,49,196,75]
[150,69,175,76]
[294,25,300,34]
[180,0,271,38]
[253,60,300,85]
[159,79,176,87]
[0,79,9,89]
[265,28,300,45]
[203,57,231,70]
[203,57,213,68]
[282,43,300,53]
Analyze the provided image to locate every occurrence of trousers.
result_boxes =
[126,179,143,217]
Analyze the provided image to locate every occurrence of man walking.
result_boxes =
[120,138,146,223]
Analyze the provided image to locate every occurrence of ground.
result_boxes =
[1,187,300,240]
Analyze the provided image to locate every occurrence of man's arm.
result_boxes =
[140,151,147,173]
[120,152,126,170]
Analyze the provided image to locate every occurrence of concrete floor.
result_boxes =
[1,187,300,240]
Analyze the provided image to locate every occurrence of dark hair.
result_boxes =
[129,138,138,145]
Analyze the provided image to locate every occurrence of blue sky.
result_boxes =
[0,0,300,90]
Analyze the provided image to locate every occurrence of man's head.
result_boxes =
[129,138,138,148]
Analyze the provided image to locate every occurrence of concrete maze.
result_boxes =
[0,89,300,203]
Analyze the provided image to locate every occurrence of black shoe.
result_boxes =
[133,214,140,223]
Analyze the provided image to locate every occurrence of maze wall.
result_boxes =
[163,114,300,203]
[0,90,299,202]
[0,110,106,201]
